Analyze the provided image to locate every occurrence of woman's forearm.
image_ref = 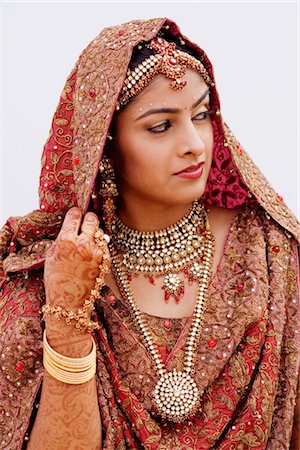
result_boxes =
[27,208,106,449]
[27,327,102,450]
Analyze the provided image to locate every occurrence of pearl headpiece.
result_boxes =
[116,37,213,110]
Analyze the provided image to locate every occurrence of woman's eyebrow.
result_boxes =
[191,88,210,109]
[135,88,210,121]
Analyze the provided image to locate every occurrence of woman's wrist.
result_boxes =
[42,302,100,333]
[43,330,96,384]
[45,319,94,358]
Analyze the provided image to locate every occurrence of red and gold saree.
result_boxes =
[0,18,299,449]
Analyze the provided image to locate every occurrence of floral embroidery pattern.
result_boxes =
[0,17,299,450]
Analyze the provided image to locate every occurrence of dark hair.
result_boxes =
[128,32,200,73]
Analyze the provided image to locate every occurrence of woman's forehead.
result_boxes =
[122,69,210,113]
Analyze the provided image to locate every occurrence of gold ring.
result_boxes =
[84,229,95,239]
[94,229,111,246]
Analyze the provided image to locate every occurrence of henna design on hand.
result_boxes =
[44,207,110,332]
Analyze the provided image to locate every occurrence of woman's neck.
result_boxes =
[116,196,194,232]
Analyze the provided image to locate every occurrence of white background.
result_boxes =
[1,1,299,226]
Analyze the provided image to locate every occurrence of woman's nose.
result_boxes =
[177,123,205,158]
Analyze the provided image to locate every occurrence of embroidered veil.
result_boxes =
[0,18,299,449]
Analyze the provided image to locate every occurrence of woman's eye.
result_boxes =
[193,110,212,121]
[147,111,213,134]
[148,121,171,133]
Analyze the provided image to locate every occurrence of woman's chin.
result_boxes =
[154,186,206,208]
[170,181,207,204]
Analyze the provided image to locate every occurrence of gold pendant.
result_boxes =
[162,274,184,303]
[153,369,199,423]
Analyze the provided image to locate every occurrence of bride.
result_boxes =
[0,18,299,450]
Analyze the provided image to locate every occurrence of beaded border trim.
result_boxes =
[117,37,213,109]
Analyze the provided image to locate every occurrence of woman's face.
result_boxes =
[111,68,214,208]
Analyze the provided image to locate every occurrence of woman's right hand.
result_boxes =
[44,207,109,336]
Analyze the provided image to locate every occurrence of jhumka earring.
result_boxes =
[99,157,118,197]
[99,156,118,235]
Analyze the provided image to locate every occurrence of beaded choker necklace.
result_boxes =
[112,201,208,303]
[109,203,215,422]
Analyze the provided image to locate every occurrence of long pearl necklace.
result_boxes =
[109,204,214,423]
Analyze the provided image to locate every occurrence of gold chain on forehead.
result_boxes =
[116,37,214,110]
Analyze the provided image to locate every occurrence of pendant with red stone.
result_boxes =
[167,55,177,66]
[162,274,185,303]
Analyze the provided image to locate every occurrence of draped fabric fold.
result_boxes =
[0,18,299,449]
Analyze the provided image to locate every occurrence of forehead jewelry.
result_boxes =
[109,207,214,422]
[116,37,213,110]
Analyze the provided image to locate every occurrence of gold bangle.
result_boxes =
[43,330,96,368]
[43,331,96,384]
[44,354,96,383]
[84,229,96,239]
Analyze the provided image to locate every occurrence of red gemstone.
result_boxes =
[277,195,283,202]
[163,319,171,328]
[89,88,96,98]
[272,246,280,254]
[108,294,116,302]
[118,29,125,36]
[73,156,80,165]
[127,274,132,281]
[207,339,217,348]
[238,147,244,155]
[167,56,177,65]
[175,296,180,303]
[188,276,193,283]
[164,293,170,302]
[113,420,119,426]
[180,287,185,295]
[15,361,25,372]
[183,269,189,275]
[149,277,155,285]
[236,282,244,293]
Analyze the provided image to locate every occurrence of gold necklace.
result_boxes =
[112,201,208,303]
[109,208,214,423]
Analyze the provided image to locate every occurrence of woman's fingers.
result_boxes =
[55,208,105,262]
[80,212,100,240]
[57,207,82,241]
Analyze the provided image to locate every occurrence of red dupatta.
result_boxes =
[0,18,299,449]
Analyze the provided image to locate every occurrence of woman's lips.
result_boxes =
[174,162,204,179]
